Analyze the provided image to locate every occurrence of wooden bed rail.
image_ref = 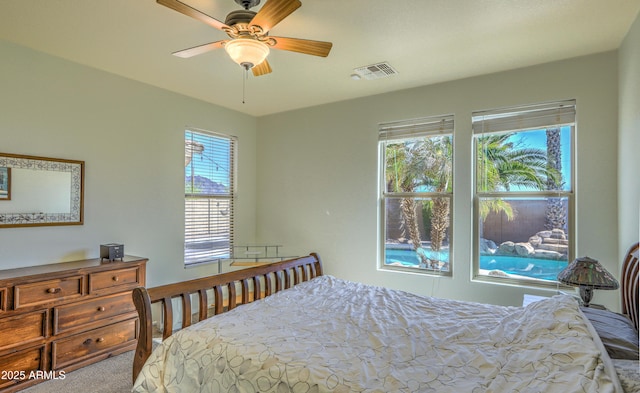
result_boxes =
[621,242,639,332]
[132,253,323,383]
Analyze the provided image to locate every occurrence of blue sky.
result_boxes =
[185,131,232,189]
[506,126,572,191]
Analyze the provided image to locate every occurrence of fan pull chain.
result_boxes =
[242,67,248,104]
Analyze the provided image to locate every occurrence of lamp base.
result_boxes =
[579,286,594,307]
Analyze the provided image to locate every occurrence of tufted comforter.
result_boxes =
[133,275,622,392]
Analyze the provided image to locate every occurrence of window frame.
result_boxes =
[471,100,576,287]
[184,128,236,268]
[378,115,454,276]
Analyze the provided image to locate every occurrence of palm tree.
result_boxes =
[419,137,452,252]
[544,127,565,230]
[478,198,514,222]
[386,141,425,256]
[477,133,557,219]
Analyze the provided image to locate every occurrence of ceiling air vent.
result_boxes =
[352,62,398,80]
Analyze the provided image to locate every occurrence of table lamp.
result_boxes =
[557,256,619,307]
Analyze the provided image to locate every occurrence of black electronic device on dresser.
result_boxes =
[100,243,124,261]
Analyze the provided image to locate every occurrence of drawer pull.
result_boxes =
[47,287,61,294]
[83,337,105,345]
[112,276,119,282]
[97,306,105,312]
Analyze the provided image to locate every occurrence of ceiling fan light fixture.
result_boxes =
[158,0,332,77]
[224,38,270,69]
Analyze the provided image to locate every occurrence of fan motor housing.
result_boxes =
[225,9,257,26]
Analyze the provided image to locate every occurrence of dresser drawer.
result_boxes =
[89,267,141,293]
[0,310,47,351]
[51,318,137,370]
[14,276,84,309]
[53,291,136,334]
[0,346,45,390]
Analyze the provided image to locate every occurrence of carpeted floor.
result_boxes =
[19,351,133,393]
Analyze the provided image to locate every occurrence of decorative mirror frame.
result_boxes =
[0,153,84,228]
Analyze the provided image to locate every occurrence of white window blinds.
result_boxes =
[379,115,455,140]
[472,100,576,134]
[184,130,235,266]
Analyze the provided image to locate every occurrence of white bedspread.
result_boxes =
[133,275,622,392]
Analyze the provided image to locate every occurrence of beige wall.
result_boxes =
[256,51,621,309]
[0,40,258,287]
[618,12,640,261]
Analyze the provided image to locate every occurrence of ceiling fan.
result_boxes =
[157,0,333,76]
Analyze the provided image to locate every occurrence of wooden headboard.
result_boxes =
[621,242,639,332]
[132,253,323,382]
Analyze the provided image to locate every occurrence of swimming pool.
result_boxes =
[384,248,568,281]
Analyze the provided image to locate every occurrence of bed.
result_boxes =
[131,247,639,392]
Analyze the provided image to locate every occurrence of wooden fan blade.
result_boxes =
[250,0,301,34]
[172,41,226,58]
[157,0,229,31]
[252,59,272,76]
[270,37,332,57]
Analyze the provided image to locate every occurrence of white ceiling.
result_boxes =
[1,0,639,117]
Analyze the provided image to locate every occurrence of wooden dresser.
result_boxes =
[0,255,147,392]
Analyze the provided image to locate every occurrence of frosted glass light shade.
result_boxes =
[224,38,269,68]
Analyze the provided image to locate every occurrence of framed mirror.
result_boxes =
[0,153,84,228]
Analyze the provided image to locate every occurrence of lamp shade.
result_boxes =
[557,256,619,290]
[224,38,269,69]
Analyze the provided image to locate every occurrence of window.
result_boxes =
[184,129,236,266]
[379,115,454,274]
[472,100,575,285]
